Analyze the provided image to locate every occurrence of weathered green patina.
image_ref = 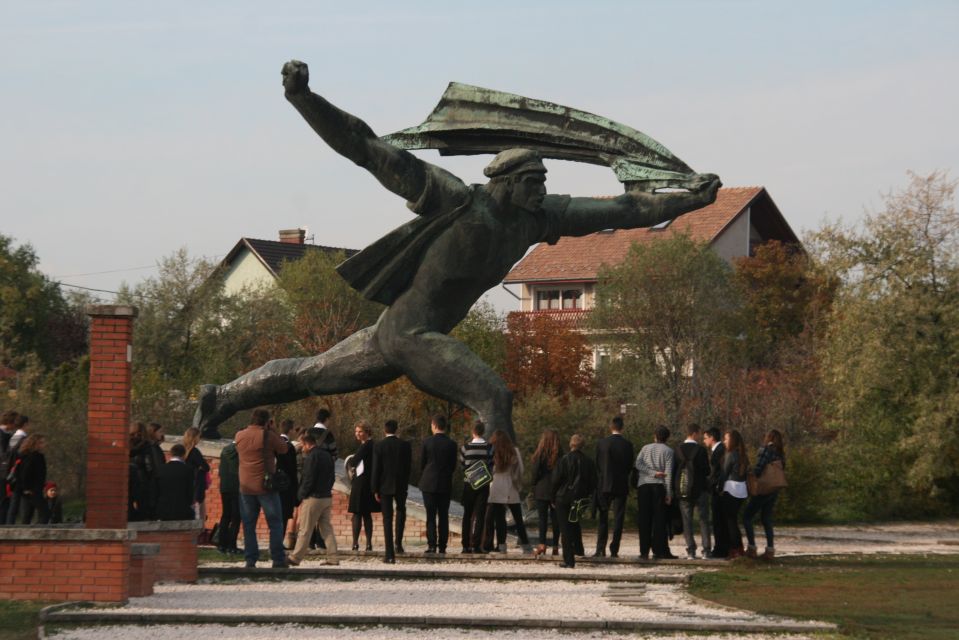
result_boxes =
[383,82,696,192]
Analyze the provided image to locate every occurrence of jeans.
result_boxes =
[720,492,745,552]
[482,502,529,550]
[743,490,779,548]
[636,483,668,558]
[218,491,242,551]
[460,483,489,550]
[535,498,559,547]
[678,492,712,556]
[380,493,407,558]
[595,492,627,555]
[422,491,451,551]
[239,491,286,567]
[555,501,584,566]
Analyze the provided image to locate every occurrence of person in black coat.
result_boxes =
[594,416,634,558]
[530,429,562,557]
[372,419,412,563]
[128,423,156,521]
[347,421,380,551]
[704,426,728,558]
[155,444,196,521]
[419,414,458,553]
[674,423,712,559]
[8,434,50,524]
[277,419,300,536]
[551,434,597,569]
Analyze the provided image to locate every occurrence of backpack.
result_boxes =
[675,444,702,500]
[1,435,21,491]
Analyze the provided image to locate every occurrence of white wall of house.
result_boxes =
[221,249,275,296]
[710,208,752,262]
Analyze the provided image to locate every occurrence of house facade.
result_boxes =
[218,228,358,295]
[503,187,801,368]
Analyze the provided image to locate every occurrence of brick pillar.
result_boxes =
[85,305,138,529]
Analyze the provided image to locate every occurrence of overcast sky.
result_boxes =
[2,1,957,310]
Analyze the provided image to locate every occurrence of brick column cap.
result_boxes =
[87,304,139,318]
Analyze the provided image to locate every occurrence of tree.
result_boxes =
[591,234,744,429]
[0,234,85,369]
[808,171,959,515]
[504,311,593,401]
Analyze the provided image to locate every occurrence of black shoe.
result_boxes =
[384,556,395,564]
[351,544,359,552]
[438,548,446,554]
[245,562,257,568]
[610,552,619,558]
[425,547,437,554]
[559,562,575,569]
[396,545,405,554]
[593,550,606,557]
[365,543,373,552]
[461,547,472,554]
[653,552,678,560]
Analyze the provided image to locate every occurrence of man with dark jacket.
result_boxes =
[156,444,195,521]
[217,440,242,554]
[372,419,412,563]
[675,423,712,559]
[419,414,458,553]
[704,426,728,558]
[594,416,634,558]
[551,434,597,569]
[287,434,338,566]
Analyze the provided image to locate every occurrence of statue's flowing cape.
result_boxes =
[339,83,700,305]
[383,82,697,192]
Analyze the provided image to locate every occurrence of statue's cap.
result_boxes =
[484,148,547,178]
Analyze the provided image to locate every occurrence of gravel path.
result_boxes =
[47,624,822,640]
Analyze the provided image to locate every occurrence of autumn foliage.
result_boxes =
[504,311,593,401]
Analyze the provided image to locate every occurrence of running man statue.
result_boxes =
[194,60,721,439]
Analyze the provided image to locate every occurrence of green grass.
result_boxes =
[689,553,959,639]
[0,600,49,640]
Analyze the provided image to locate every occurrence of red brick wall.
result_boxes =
[134,530,199,583]
[0,540,130,602]
[86,307,137,530]
[129,551,156,597]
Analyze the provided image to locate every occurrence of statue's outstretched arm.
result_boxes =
[557,174,722,238]
[282,60,427,203]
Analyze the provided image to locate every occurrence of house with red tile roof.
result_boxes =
[502,187,801,367]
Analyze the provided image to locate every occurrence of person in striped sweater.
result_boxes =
[459,422,493,553]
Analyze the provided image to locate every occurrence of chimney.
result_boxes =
[279,228,306,244]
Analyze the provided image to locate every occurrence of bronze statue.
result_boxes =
[194,60,721,439]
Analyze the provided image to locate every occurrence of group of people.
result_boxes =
[128,421,214,524]
[589,418,787,563]
[1,410,61,525]
[221,407,787,569]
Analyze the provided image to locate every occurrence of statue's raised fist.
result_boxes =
[282,60,309,95]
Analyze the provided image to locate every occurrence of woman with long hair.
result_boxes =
[744,429,786,560]
[8,434,50,524]
[530,429,562,557]
[481,429,530,553]
[720,429,749,558]
[347,420,380,551]
[182,427,210,523]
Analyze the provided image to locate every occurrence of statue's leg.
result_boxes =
[377,327,515,441]
[194,326,400,437]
